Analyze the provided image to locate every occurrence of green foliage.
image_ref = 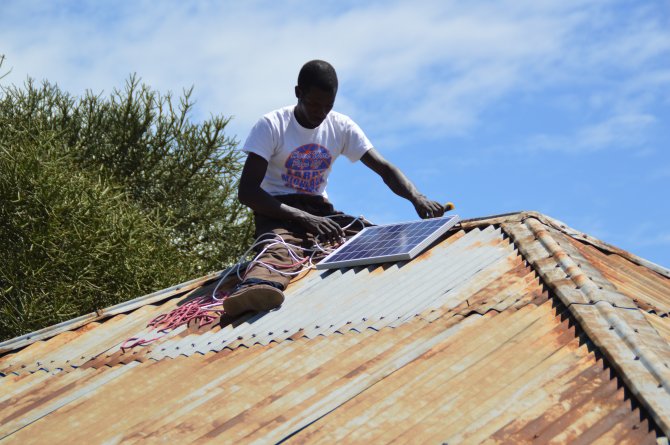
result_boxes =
[0,73,253,341]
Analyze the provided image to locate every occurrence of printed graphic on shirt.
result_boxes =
[282,144,333,194]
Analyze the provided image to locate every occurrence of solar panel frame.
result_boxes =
[316,215,460,270]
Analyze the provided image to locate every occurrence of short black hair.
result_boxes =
[297,60,338,94]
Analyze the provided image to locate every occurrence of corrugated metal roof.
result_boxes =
[567,236,670,315]
[1,225,517,372]
[501,214,670,436]
[0,302,657,443]
[0,270,227,354]
[1,211,669,443]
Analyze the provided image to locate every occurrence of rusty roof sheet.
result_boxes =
[567,236,670,315]
[1,211,669,443]
[0,270,228,354]
[499,214,670,436]
[0,225,519,373]
[0,299,658,443]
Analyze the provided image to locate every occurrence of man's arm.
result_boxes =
[360,148,446,219]
[238,153,345,242]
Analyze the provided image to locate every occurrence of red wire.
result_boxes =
[121,294,227,351]
[121,234,325,351]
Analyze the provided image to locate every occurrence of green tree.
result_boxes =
[0,72,252,340]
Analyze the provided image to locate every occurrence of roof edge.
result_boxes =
[460,211,670,279]
[0,267,238,355]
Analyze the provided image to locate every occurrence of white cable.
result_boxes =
[211,234,306,300]
[211,214,373,301]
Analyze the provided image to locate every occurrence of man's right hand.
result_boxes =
[297,212,345,245]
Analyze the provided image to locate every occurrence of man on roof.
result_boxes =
[223,59,447,316]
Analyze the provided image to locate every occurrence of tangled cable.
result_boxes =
[209,215,369,301]
[120,215,369,351]
[120,294,227,350]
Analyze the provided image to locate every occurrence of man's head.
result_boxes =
[294,60,338,129]
[297,60,338,94]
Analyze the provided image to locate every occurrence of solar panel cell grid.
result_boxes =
[316,215,460,270]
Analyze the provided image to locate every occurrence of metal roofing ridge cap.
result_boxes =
[502,215,670,436]
[460,210,670,279]
[0,267,239,355]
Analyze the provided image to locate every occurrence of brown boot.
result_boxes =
[223,284,285,317]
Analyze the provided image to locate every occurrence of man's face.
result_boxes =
[294,86,336,129]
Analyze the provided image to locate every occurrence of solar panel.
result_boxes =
[316,215,460,270]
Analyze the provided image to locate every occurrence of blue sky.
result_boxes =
[2,0,669,268]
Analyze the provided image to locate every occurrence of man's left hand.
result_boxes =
[413,196,447,219]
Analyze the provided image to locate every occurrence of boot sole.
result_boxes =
[223,285,285,317]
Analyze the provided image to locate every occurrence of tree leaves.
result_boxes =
[0,74,252,340]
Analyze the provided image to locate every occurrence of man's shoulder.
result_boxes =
[261,106,293,121]
[327,110,352,123]
[250,106,291,133]
[324,110,360,131]
[325,110,364,135]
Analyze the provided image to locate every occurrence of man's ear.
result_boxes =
[294,85,302,99]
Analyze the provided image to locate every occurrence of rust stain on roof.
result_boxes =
[0,289,655,442]
[567,236,670,315]
[644,312,670,345]
[1,212,669,443]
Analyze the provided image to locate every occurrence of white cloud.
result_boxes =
[526,113,657,153]
[625,222,670,248]
[648,166,670,182]
[1,0,668,148]
[580,114,656,149]
[2,0,668,267]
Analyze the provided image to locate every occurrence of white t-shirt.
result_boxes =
[243,106,373,197]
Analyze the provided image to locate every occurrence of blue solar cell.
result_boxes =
[316,215,460,270]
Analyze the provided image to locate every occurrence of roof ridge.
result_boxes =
[502,215,670,436]
[460,210,670,279]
